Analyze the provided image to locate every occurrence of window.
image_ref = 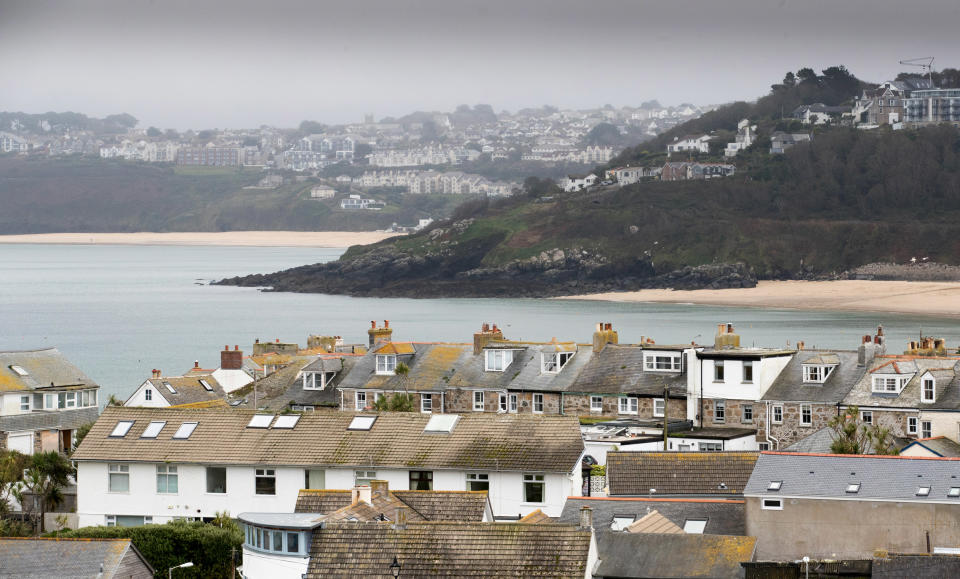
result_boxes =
[248,414,274,428]
[861,411,873,425]
[108,464,129,492]
[917,486,931,497]
[206,467,227,493]
[533,393,544,413]
[303,373,321,390]
[509,394,518,413]
[618,397,638,415]
[305,469,325,490]
[922,420,932,438]
[141,421,166,439]
[653,398,665,417]
[485,349,513,372]
[274,415,300,429]
[162,381,176,394]
[19,395,29,411]
[473,391,485,411]
[44,393,55,410]
[65,392,76,408]
[714,400,725,423]
[498,393,507,412]
[286,532,299,554]
[743,362,753,383]
[846,482,861,493]
[800,404,812,426]
[409,470,433,490]
[523,474,545,503]
[803,365,834,383]
[172,422,198,439]
[156,465,178,494]
[741,404,753,423]
[466,472,489,492]
[106,515,148,527]
[923,378,935,402]
[949,487,960,498]
[591,396,603,412]
[355,470,376,486]
[375,354,396,375]
[714,362,725,382]
[908,417,918,435]
[644,354,682,372]
[348,416,376,430]
[9,365,28,377]
[758,442,770,451]
[872,376,905,393]
[541,351,574,374]
[199,379,213,392]
[762,498,783,510]
[772,405,783,424]
[768,481,783,491]
[421,394,433,413]
[611,515,636,531]
[145,388,152,401]
[683,519,708,534]
[255,468,276,495]
[110,421,134,438]
[355,391,367,411]
[701,442,722,451]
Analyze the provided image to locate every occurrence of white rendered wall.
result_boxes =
[241,548,308,579]
[123,382,170,407]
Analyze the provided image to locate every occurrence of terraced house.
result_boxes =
[0,348,100,455]
[71,407,585,527]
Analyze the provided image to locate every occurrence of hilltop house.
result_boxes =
[724,119,757,157]
[660,162,735,181]
[0,348,100,455]
[791,103,850,125]
[71,407,585,526]
[769,131,811,154]
[559,173,597,192]
[854,78,934,126]
[666,134,711,157]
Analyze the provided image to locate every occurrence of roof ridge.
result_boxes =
[567,496,744,504]
[762,451,960,461]
[0,537,131,543]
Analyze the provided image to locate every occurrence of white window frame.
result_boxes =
[509,394,518,413]
[498,393,507,413]
[255,468,277,495]
[303,372,322,390]
[713,361,725,382]
[922,377,935,403]
[742,404,753,423]
[541,351,574,374]
[421,394,432,413]
[714,400,725,423]
[872,375,907,393]
[590,396,603,413]
[653,398,665,417]
[762,498,783,510]
[473,391,484,411]
[144,388,152,401]
[772,405,783,424]
[108,463,130,493]
[742,361,754,383]
[644,353,682,372]
[802,365,835,384]
[355,470,377,486]
[355,391,367,411]
[484,349,513,372]
[532,393,544,414]
[523,473,545,504]
[800,404,812,426]
[375,354,397,375]
[156,464,178,494]
[19,395,29,411]
[466,472,489,492]
[618,396,638,415]
[908,416,918,435]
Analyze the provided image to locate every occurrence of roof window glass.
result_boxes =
[348,416,376,431]
[109,421,134,437]
[141,421,166,438]
[424,414,459,434]
[273,415,300,429]
[917,486,931,496]
[248,414,274,428]
[162,381,177,394]
[846,483,861,493]
[172,422,198,439]
[767,481,782,491]
[949,487,960,498]
[9,365,28,377]
[199,379,213,392]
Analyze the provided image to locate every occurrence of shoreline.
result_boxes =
[0,231,400,247]
[558,280,960,319]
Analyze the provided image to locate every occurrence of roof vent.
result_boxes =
[247,414,274,428]
[109,421,134,437]
[424,414,460,434]
[348,416,377,431]
[172,422,198,439]
[273,415,300,429]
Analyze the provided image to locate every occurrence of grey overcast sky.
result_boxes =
[2,0,958,129]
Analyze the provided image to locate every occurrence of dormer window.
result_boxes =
[802,365,835,384]
[541,351,574,374]
[303,372,322,390]
[872,375,909,393]
[922,375,936,403]
[644,353,682,372]
[375,354,397,375]
[484,349,514,372]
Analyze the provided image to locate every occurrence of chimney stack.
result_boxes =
[194,360,199,369]
[796,341,804,351]
[368,320,394,347]
[370,479,389,499]
[221,345,243,370]
[592,322,619,353]
[394,506,408,530]
[351,484,372,505]
[714,323,740,349]
[579,506,594,531]
[473,322,505,355]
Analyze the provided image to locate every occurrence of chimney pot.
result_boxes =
[224,345,229,351]
[234,345,239,350]
[194,361,199,368]
[371,321,377,329]
[384,320,389,328]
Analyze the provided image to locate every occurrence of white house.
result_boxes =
[559,173,597,192]
[123,372,226,408]
[71,407,585,528]
[724,119,757,157]
[666,134,711,157]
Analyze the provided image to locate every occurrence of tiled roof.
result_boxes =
[901,436,960,457]
[593,531,757,578]
[570,345,686,397]
[0,348,98,393]
[607,452,759,497]
[518,509,552,524]
[745,452,960,502]
[295,490,353,514]
[559,497,745,536]
[388,491,489,522]
[141,374,225,406]
[625,510,683,534]
[73,407,584,473]
[0,537,153,578]
[843,357,960,409]
[304,521,590,578]
[299,488,489,523]
[260,356,352,410]
[763,349,873,404]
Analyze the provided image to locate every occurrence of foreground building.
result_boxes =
[0,537,153,578]
[72,407,585,526]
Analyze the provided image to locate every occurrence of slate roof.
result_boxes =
[763,349,872,404]
[559,497,745,536]
[0,406,99,433]
[261,356,355,410]
[0,348,98,393]
[592,531,757,579]
[570,345,687,397]
[745,452,960,503]
[140,374,225,407]
[783,426,911,454]
[843,356,960,409]
[607,452,759,497]
[304,521,591,578]
[0,537,154,578]
[73,407,584,473]
[296,488,490,523]
[901,437,960,457]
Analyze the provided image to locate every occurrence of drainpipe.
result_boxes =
[764,402,779,450]
[699,358,704,428]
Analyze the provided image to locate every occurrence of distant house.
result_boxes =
[854,78,934,126]
[660,162,734,181]
[339,194,385,210]
[309,186,335,199]
[559,173,597,192]
[745,452,960,560]
[605,166,660,186]
[769,131,811,154]
[666,134,711,157]
[724,119,757,157]
[0,537,154,578]
[123,371,227,408]
[900,436,960,458]
[0,348,100,455]
[0,132,31,153]
[791,103,850,125]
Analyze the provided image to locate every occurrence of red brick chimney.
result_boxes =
[221,345,243,370]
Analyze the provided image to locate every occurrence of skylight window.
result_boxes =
[199,379,213,392]
[949,487,960,498]
[767,481,782,491]
[247,414,274,428]
[846,483,861,493]
[162,381,177,394]
[109,421,134,437]
[141,421,166,439]
[424,414,459,434]
[273,415,300,429]
[9,365,28,377]
[683,519,708,534]
[917,486,931,496]
[172,422,198,439]
[348,416,377,431]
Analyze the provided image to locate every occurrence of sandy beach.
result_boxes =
[560,280,960,318]
[0,231,400,247]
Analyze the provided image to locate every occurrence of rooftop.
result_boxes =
[0,348,98,393]
[607,452,759,497]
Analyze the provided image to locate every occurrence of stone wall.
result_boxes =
[758,402,837,448]
[701,398,760,427]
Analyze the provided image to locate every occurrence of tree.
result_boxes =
[796,68,818,85]
[0,451,30,515]
[354,142,373,159]
[583,123,622,147]
[828,406,897,455]
[71,422,95,454]
[146,126,162,138]
[371,392,416,412]
[164,128,180,140]
[13,451,73,534]
[298,120,326,135]
[783,72,796,88]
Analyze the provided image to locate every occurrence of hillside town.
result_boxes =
[4,320,960,577]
